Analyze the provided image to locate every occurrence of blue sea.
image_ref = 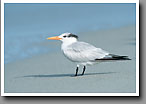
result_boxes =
[4,3,136,64]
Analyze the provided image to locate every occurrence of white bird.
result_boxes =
[47,33,131,76]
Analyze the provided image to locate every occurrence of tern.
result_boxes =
[47,33,131,76]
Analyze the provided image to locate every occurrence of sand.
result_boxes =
[4,25,136,93]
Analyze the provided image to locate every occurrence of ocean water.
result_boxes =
[4,3,136,64]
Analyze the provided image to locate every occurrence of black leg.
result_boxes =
[75,67,79,76]
[82,66,86,75]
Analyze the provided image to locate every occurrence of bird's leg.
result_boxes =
[81,66,86,75]
[75,65,79,76]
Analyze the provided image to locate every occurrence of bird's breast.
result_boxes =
[62,48,79,62]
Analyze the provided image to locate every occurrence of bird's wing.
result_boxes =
[63,42,109,62]
[95,54,131,60]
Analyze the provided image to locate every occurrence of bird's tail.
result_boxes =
[95,54,131,61]
[109,54,131,60]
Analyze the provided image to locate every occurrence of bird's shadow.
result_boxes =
[19,72,116,78]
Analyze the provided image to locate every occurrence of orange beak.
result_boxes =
[47,36,62,40]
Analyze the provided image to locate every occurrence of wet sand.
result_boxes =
[4,25,136,93]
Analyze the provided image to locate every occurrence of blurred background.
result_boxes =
[4,3,137,93]
[4,3,136,64]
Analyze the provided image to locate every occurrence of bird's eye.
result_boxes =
[63,36,67,38]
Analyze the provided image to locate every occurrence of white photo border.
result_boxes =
[1,0,139,96]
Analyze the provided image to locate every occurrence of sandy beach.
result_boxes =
[4,25,136,93]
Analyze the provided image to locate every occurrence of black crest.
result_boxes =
[68,33,78,39]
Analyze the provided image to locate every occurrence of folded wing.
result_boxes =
[62,42,109,62]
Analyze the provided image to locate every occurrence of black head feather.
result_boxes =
[67,33,78,39]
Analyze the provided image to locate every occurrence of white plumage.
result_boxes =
[62,41,109,64]
[47,33,131,76]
